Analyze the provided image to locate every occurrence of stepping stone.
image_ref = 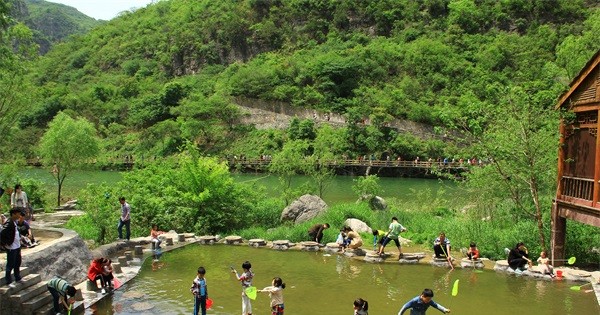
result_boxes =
[494,260,509,272]
[165,238,173,246]
[364,252,385,263]
[198,236,217,245]
[343,248,366,257]
[117,256,127,266]
[134,245,143,255]
[300,241,320,251]
[111,262,122,274]
[324,242,341,253]
[569,269,591,277]
[460,258,485,269]
[177,234,186,242]
[398,252,426,264]
[272,240,291,250]
[122,291,145,299]
[224,236,243,244]
[124,251,133,260]
[248,239,266,247]
[131,302,154,311]
[430,256,453,267]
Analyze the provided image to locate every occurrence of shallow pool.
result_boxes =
[89,245,599,314]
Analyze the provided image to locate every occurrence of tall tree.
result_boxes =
[462,85,559,250]
[39,112,100,206]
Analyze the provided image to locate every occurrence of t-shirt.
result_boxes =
[47,277,71,297]
[387,222,405,240]
[191,276,207,297]
[239,270,253,288]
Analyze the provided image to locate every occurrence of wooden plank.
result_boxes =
[556,122,565,197]
[594,109,600,206]
[572,103,600,112]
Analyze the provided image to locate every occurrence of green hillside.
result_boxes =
[12,0,101,54]
[9,0,600,161]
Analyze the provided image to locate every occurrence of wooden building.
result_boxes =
[553,50,600,265]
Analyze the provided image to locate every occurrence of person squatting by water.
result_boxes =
[507,242,532,271]
[232,260,254,315]
[258,277,285,315]
[191,266,208,315]
[307,223,330,244]
[46,276,78,314]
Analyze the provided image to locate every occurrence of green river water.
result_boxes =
[19,168,459,205]
[89,245,598,315]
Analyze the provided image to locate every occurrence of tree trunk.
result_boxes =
[530,176,546,249]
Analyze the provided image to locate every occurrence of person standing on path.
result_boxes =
[117,197,131,241]
[3,208,22,288]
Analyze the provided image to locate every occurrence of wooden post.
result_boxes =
[557,121,565,197]
[551,203,566,266]
[594,109,600,206]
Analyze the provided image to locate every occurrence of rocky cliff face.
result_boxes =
[21,228,92,284]
[10,0,100,54]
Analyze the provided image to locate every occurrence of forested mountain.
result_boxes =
[8,0,600,162]
[11,0,100,54]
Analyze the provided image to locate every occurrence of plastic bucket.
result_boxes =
[556,270,563,278]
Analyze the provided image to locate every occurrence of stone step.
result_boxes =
[0,273,41,295]
[34,299,85,315]
[0,267,31,287]
[22,291,53,314]
[10,281,47,303]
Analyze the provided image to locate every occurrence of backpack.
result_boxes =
[0,220,16,248]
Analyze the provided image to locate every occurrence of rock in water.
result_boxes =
[131,301,154,311]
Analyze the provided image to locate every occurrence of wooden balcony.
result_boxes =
[560,176,594,200]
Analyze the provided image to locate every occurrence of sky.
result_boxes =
[45,0,156,21]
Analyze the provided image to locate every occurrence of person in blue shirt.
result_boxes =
[398,288,450,315]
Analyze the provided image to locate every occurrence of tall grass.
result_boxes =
[234,189,600,264]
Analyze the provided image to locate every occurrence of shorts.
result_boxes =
[271,304,284,315]
[381,237,400,248]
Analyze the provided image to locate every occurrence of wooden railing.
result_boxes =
[228,159,474,169]
[560,176,594,201]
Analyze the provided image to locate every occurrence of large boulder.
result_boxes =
[344,218,371,234]
[369,196,387,210]
[357,195,387,210]
[280,194,328,223]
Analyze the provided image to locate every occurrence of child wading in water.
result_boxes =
[353,298,369,315]
[258,277,285,315]
[398,288,450,314]
[191,267,208,315]
[232,261,254,315]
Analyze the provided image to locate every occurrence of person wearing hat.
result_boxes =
[46,276,80,314]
